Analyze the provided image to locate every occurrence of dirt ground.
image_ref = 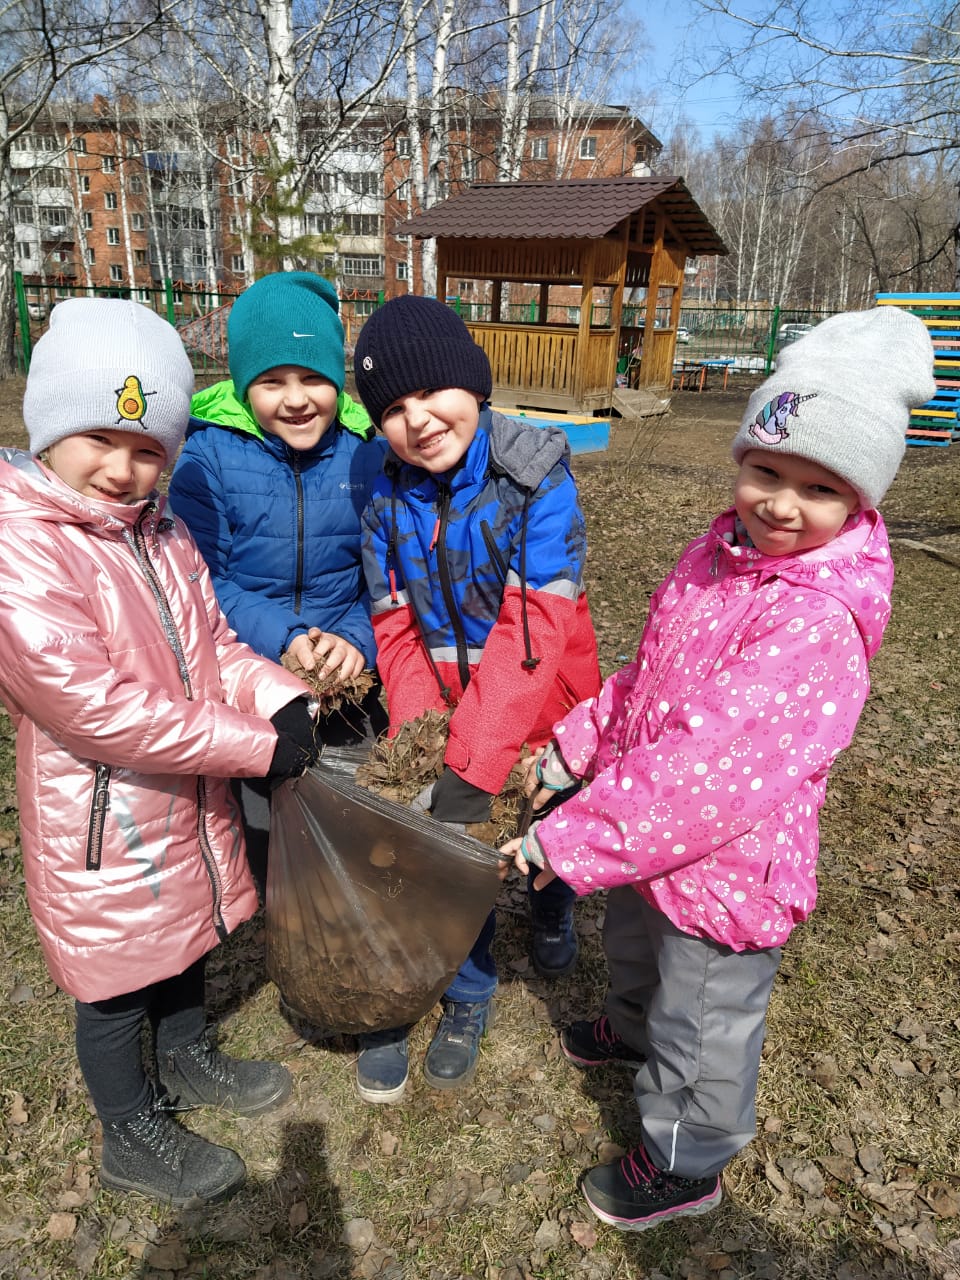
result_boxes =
[1,371,959,1280]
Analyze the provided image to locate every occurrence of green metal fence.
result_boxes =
[14,273,240,375]
[15,273,841,382]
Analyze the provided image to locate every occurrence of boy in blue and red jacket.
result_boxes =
[354,295,601,1102]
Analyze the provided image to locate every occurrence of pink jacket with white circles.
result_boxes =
[536,506,893,951]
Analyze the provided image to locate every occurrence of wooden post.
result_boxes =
[491,280,502,323]
[575,242,597,408]
[538,281,550,323]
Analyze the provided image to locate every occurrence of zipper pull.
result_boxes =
[429,517,440,553]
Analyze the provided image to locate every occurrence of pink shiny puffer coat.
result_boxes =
[0,450,308,1002]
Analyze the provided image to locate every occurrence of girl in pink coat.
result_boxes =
[501,307,935,1233]
[0,300,321,1208]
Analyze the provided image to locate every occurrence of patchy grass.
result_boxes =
[1,373,959,1279]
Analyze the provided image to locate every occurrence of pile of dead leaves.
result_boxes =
[354,708,528,845]
[280,655,376,713]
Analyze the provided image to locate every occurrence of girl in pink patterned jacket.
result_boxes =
[500,307,935,1234]
[0,300,321,1208]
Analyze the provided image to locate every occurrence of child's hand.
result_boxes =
[497,833,557,891]
[304,628,367,681]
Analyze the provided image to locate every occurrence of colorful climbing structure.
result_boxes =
[876,293,960,447]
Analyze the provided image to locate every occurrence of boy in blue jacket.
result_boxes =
[353,295,601,1102]
[169,272,387,897]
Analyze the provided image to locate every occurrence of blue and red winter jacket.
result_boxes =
[361,406,601,794]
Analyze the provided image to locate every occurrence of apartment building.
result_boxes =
[12,96,660,325]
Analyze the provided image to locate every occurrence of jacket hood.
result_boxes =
[384,405,571,490]
[0,447,160,532]
[188,379,375,444]
[708,504,892,657]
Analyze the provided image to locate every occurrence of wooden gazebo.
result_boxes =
[395,177,727,413]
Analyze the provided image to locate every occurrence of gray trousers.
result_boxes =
[603,885,781,1179]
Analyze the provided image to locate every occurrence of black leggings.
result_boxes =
[74,956,206,1121]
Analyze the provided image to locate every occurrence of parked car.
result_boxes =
[777,322,814,348]
[27,301,47,321]
[675,326,691,344]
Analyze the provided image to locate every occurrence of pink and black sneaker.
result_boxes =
[581,1144,722,1232]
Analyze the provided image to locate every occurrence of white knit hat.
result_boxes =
[24,299,195,462]
[732,307,935,508]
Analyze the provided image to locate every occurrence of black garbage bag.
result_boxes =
[265,749,503,1034]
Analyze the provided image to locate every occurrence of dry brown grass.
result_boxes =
[1,374,959,1279]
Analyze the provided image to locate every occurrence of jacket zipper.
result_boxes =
[292,451,304,613]
[127,509,226,933]
[85,763,112,871]
[480,520,508,586]
[434,482,471,690]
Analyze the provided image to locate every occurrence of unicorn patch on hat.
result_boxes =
[115,375,156,428]
[748,391,817,446]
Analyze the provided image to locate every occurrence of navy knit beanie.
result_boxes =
[353,295,492,427]
[228,271,345,400]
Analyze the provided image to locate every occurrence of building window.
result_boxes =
[229,215,242,234]
[396,135,411,158]
[15,241,31,260]
[134,248,146,265]
[342,213,382,236]
[531,137,548,160]
[341,255,383,277]
[14,204,31,223]
[579,136,597,159]
[396,260,409,281]
[353,299,377,317]
[110,265,123,282]
[40,206,69,227]
[131,213,144,231]
[135,288,151,302]
[104,191,118,209]
[72,137,87,154]
[102,155,116,173]
[231,254,244,272]
[79,175,90,194]
[461,159,478,181]
[107,227,120,245]
[227,135,242,156]
[85,247,96,264]
[129,176,143,194]
[82,212,93,230]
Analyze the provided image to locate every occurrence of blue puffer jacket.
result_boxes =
[168,381,387,664]
[362,407,600,793]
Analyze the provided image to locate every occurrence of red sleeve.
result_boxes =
[445,585,579,793]
[373,603,449,733]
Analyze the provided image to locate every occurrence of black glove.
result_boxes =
[265,699,320,787]
[429,766,493,824]
[265,732,313,787]
[270,698,320,757]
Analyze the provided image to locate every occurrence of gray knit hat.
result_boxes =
[732,306,935,508]
[24,298,194,462]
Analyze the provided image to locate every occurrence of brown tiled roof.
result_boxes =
[395,176,727,256]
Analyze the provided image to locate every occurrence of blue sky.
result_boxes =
[624,0,749,140]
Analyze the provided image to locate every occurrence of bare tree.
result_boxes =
[689,0,960,282]
[0,0,175,376]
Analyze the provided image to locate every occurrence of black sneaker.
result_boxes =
[356,1027,409,1104]
[529,896,578,978]
[560,1015,645,1069]
[581,1145,722,1232]
[158,1031,292,1116]
[422,999,492,1089]
[100,1098,246,1207]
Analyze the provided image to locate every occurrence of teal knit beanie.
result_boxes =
[227,271,345,400]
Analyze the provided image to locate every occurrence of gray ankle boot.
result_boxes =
[158,1031,292,1116]
[100,1098,246,1206]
